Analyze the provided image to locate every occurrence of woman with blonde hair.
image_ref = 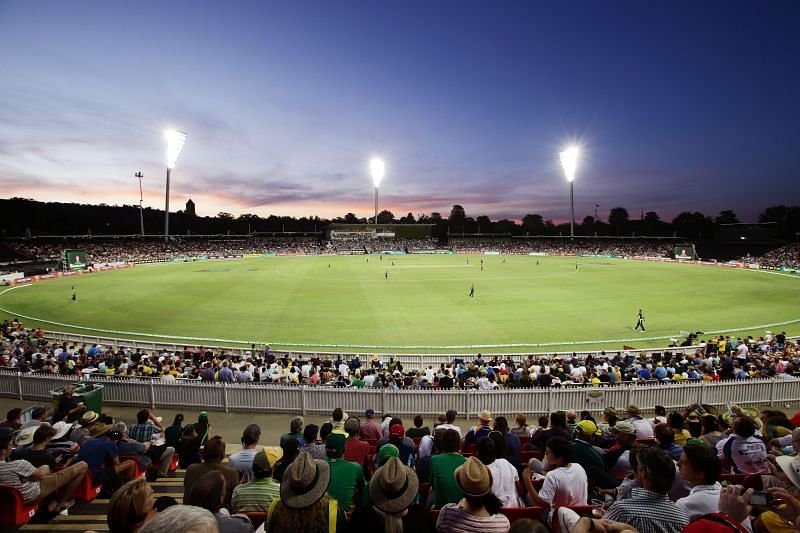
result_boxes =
[510,414,529,437]
[107,478,156,533]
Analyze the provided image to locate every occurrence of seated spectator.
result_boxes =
[280,416,305,447]
[493,417,522,469]
[274,437,302,482]
[700,415,725,448]
[477,434,522,507]
[139,504,219,533]
[0,426,89,515]
[231,447,282,513]
[603,446,689,532]
[188,471,253,533]
[436,456,510,532]
[195,412,211,448]
[624,405,654,440]
[229,424,261,482]
[331,408,346,432]
[350,456,434,533]
[604,421,637,479]
[21,406,49,430]
[531,411,571,450]
[359,408,382,441]
[0,407,22,430]
[266,451,341,533]
[301,424,326,460]
[521,436,587,521]
[668,412,691,446]
[572,420,606,476]
[437,410,463,438]
[343,417,369,468]
[654,423,683,461]
[406,415,431,439]
[718,417,770,474]
[176,424,202,469]
[324,432,366,514]
[430,429,467,509]
[676,443,722,519]
[463,410,493,450]
[129,409,165,443]
[183,436,240,509]
[107,478,157,533]
[76,424,137,491]
[69,410,100,444]
[378,443,399,466]
[164,414,184,449]
[510,414,529,437]
[16,424,66,468]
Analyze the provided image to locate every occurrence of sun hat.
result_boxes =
[369,457,419,514]
[51,421,72,440]
[0,427,19,440]
[625,405,641,417]
[88,422,112,437]
[280,451,331,509]
[389,424,405,439]
[776,455,800,489]
[378,444,400,466]
[454,456,493,498]
[79,411,100,427]
[15,426,37,446]
[611,421,636,436]
[603,407,618,417]
[478,410,492,423]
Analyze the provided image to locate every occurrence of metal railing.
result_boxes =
[2,371,798,418]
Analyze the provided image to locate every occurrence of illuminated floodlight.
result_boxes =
[559,146,579,182]
[370,157,385,187]
[165,129,188,169]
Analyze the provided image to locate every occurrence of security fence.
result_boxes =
[2,371,799,418]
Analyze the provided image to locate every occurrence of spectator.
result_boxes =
[231,447,282,513]
[493,417,522,469]
[266,451,340,533]
[195,412,211,447]
[463,410,493,450]
[510,414,529,437]
[477,434,522,507]
[407,415,431,439]
[378,443,400,466]
[176,424,202,469]
[438,410,462,438]
[359,409,382,441]
[0,407,22,430]
[76,424,137,492]
[324,432,366,514]
[301,424,326,460]
[229,424,261,483]
[378,423,416,467]
[532,412,571,450]
[107,478,157,533]
[676,443,722,519]
[603,446,690,533]
[436,456,510,532]
[430,429,467,509]
[188,471,253,533]
[164,414,184,449]
[521,436,587,521]
[118,419,176,480]
[69,410,100,444]
[350,456,434,533]
[129,409,164,443]
[331,408,346,432]
[183,436,240,509]
[21,406,49,430]
[668,412,691,446]
[274,437,302,482]
[139,504,220,533]
[343,417,369,468]
[718,417,769,474]
[604,421,638,479]
[0,426,89,515]
[624,405,654,440]
[654,423,683,461]
[280,417,305,447]
[53,385,85,423]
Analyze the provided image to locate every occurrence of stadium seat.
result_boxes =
[0,485,39,526]
[147,453,180,476]
[119,455,146,479]
[240,511,267,529]
[75,471,102,502]
[521,450,543,463]
[418,482,431,505]
[501,506,546,523]
[519,435,532,446]
[412,437,422,449]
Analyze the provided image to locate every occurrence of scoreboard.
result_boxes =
[673,245,697,261]
[64,250,88,271]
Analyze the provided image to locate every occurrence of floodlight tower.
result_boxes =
[135,171,144,236]
[559,146,579,239]
[164,129,188,241]
[370,158,385,225]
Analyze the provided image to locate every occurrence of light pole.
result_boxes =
[559,146,579,239]
[135,172,144,236]
[164,129,188,241]
[370,158,385,225]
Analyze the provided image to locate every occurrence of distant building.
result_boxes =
[186,199,196,217]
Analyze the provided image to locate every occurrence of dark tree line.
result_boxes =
[1,198,797,241]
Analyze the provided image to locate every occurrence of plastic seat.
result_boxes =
[521,450,543,463]
[501,506,546,523]
[0,485,39,526]
[119,455,146,479]
[75,471,102,502]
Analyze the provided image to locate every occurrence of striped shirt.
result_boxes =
[436,504,510,533]
[0,460,40,504]
[604,488,689,533]
[231,476,281,512]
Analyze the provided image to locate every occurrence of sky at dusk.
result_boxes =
[1,1,798,223]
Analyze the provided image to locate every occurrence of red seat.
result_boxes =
[119,455,146,479]
[0,485,39,526]
[519,435,532,446]
[418,482,431,505]
[521,450,543,463]
[239,511,267,529]
[147,453,180,475]
[635,438,656,447]
[430,509,440,525]
[412,437,422,449]
[551,505,601,533]
[75,471,102,502]
[501,506,546,523]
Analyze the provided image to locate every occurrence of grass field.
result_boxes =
[1,255,798,353]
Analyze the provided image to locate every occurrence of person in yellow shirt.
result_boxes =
[668,412,691,445]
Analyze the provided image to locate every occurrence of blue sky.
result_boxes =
[1,1,798,222]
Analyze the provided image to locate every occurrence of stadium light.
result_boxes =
[164,129,188,241]
[559,146,580,238]
[370,157,385,225]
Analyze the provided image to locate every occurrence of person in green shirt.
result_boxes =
[406,415,431,439]
[351,375,365,388]
[324,432,366,514]
[572,419,609,486]
[279,416,305,447]
[429,428,466,509]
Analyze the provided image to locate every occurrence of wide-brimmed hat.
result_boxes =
[88,423,112,437]
[280,451,330,509]
[625,405,641,417]
[776,455,800,489]
[79,411,100,427]
[478,410,492,423]
[603,407,618,417]
[455,456,493,498]
[611,421,636,436]
[51,421,72,440]
[370,457,419,514]
[15,426,37,446]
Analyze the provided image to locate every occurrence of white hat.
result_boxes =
[51,421,72,440]
[16,426,37,446]
[777,455,800,489]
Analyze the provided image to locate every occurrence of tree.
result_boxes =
[343,213,360,224]
[715,210,740,225]
[476,215,492,233]
[217,212,234,220]
[521,214,545,234]
[399,212,415,224]
[672,211,714,239]
[377,210,395,224]
[608,207,630,235]
[448,205,466,233]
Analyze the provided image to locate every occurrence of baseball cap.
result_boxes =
[389,424,405,439]
[576,420,600,436]
[253,447,283,472]
[378,443,400,465]
[611,421,636,435]
[325,433,346,454]
[365,408,375,418]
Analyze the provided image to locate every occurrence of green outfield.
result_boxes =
[0,255,798,353]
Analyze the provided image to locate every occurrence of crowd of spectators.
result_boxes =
[743,244,800,269]
[448,239,673,257]
[3,394,800,532]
